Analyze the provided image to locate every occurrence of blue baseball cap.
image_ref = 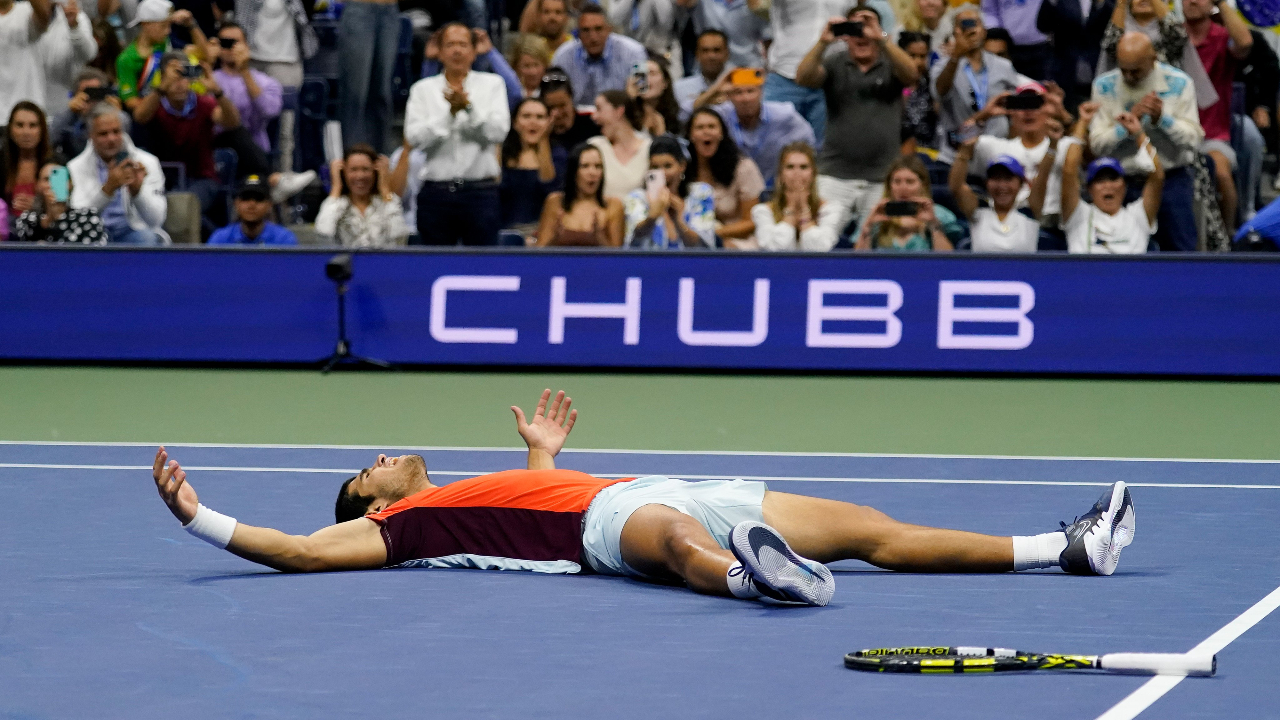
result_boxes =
[1086,157,1126,184]
[986,155,1025,180]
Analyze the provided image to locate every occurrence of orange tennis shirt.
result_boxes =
[367,469,628,570]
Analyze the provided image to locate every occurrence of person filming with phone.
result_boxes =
[11,162,108,244]
[50,69,118,161]
[133,51,241,232]
[856,155,957,251]
[67,103,167,245]
[931,6,1019,165]
[795,3,920,245]
[622,135,716,249]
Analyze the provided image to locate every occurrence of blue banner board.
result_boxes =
[2,247,1279,376]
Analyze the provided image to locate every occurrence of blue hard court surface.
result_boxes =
[1,443,1277,719]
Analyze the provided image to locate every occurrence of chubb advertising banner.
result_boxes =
[3,248,1278,375]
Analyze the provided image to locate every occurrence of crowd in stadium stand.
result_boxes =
[3,0,1280,251]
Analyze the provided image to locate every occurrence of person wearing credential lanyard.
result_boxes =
[710,68,816,191]
[932,6,1020,166]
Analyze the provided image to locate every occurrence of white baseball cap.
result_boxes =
[128,0,174,27]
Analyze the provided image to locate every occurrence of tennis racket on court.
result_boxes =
[844,646,1215,676]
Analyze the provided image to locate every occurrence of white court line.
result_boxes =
[1096,583,1280,720]
[3,463,1279,489]
[0,440,1278,465]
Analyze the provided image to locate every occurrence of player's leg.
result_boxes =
[618,503,735,595]
[761,492,1013,572]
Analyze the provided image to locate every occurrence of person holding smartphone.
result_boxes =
[622,135,716,249]
[50,68,116,161]
[12,162,108,244]
[856,155,958,251]
[67,103,167,245]
[931,6,1019,165]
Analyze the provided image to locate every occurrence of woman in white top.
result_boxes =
[316,144,410,248]
[951,138,1040,253]
[752,142,841,252]
[587,89,651,200]
[1050,102,1163,254]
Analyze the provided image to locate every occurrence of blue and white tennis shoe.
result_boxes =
[728,521,834,606]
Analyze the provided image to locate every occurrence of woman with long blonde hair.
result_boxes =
[751,142,841,251]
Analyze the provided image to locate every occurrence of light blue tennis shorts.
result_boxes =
[580,475,768,578]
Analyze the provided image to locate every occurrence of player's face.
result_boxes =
[353,454,428,508]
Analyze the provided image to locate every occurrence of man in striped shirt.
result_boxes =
[154,390,1137,606]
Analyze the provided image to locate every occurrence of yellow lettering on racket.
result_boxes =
[861,647,950,656]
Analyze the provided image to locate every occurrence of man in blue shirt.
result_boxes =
[207,176,298,245]
[711,68,816,189]
[549,3,649,106]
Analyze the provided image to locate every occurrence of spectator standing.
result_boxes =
[967,83,1067,218]
[207,176,299,245]
[12,162,107,244]
[510,34,553,99]
[1036,0,1113,113]
[403,22,510,245]
[587,89,651,198]
[982,0,1050,79]
[542,71,601,150]
[760,0,857,143]
[68,103,167,244]
[982,27,1035,85]
[52,69,113,161]
[117,0,207,118]
[423,27,523,112]
[500,97,565,238]
[752,142,842,251]
[933,6,1019,164]
[686,107,762,246]
[950,146,1040,252]
[551,4,650,106]
[899,31,938,155]
[1063,103,1164,253]
[518,0,575,55]
[211,23,315,200]
[316,144,409,247]
[0,0,52,121]
[674,29,731,124]
[1238,29,1279,155]
[39,0,98,118]
[1184,0,1251,232]
[623,134,716,248]
[1088,32,1203,250]
[1100,0,1187,72]
[535,142,624,246]
[3,102,54,220]
[797,7,919,243]
[236,0,316,172]
[711,68,815,189]
[628,55,679,136]
[679,0,768,70]
[856,155,956,251]
[905,0,955,53]
[606,0,679,75]
[337,0,399,152]
[133,52,239,224]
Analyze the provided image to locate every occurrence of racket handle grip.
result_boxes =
[1098,653,1216,677]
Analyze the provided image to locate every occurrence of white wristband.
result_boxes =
[183,503,238,549]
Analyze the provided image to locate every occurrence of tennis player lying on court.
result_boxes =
[152,390,1136,606]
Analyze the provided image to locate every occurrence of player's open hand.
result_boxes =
[152,446,198,525]
[511,389,577,458]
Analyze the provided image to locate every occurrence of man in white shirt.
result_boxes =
[1088,32,1201,251]
[39,0,97,118]
[68,103,168,245]
[403,22,510,246]
[1064,103,1164,254]
[968,82,1070,226]
[0,0,53,122]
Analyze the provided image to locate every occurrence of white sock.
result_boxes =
[726,562,761,599]
[1011,532,1069,571]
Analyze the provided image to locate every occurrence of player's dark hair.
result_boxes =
[335,476,375,524]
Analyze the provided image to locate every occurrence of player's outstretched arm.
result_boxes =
[511,389,577,471]
[152,447,386,573]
